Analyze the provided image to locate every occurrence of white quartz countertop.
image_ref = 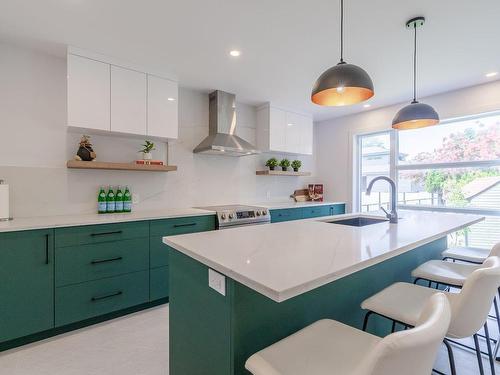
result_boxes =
[254,201,345,210]
[164,211,483,302]
[0,208,215,233]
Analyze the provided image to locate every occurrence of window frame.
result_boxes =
[353,110,500,217]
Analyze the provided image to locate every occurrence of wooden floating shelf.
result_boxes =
[67,160,178,172]
[256,170,311,177]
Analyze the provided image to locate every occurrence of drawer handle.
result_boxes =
[45,234,50,265]
[91,256,123,265]
[91,291,123,302]
[90,230,123,237]
[173,223,197,228]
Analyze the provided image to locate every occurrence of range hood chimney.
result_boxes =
[193,90,260,156]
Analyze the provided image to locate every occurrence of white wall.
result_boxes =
[0,42,315,218]
[315,80,500,210]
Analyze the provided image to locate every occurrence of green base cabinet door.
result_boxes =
[0,230,54,342]
[150,266,169,301]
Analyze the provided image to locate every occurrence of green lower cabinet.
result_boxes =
[270,208,303,223]
[329,203,346,215]
[302,206,331,218]
[150,266,169,301]
[55,270,149,327]
[0,229,54,342]
[271,204,345,222]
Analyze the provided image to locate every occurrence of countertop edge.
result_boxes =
[0,209,216,233]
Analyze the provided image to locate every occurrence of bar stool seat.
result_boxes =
[246,319,380,375]
[442,246,489,263]
[362,282,450,329]
[412,260,481,287]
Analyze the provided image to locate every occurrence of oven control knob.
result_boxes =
[256,211,261,216]
[220,213,226,220]
[263,210,268,216]
[229,213,234,219]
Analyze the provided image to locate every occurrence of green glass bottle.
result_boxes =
[115,186,124,213]
[123,186,132,213]
[98,186,107,214]
[106,186,116,213]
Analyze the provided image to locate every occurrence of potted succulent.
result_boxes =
[265,157,279,171]
[279,158,291,172]
[139,140,155,160]
[291,160,302,172]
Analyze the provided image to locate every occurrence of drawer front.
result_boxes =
[330,204,346,215]
[55,271,148,326]
[302,206,331,218]
[55,238,149,287]
[270,208,303,223]
[150,215,216,237]
[55,221,149,248]
[150,266,169,301]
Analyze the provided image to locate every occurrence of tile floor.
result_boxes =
[0,304,498,375]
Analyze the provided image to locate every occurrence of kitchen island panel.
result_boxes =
[169,237,446,375]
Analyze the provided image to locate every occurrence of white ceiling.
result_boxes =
[0,0,499,121]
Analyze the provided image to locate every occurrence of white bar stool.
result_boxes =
[361,257,500,375]
[245,293,450,375]
[412,244,500,360]
[442,243,500,264]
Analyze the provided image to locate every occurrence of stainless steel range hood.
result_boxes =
[193,90,260,156]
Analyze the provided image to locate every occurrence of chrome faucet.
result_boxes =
[366,176,398,224]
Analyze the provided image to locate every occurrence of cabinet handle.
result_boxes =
[91,291,123,302]
[90,230,123,237]
[91,256,123,265]
[45,234,50,265]
[173,223,196,228]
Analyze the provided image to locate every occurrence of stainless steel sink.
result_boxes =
[325,216,388,227]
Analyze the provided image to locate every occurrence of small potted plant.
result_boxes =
[279,158,290,172]
[291,160,302,172]
[265,157,279,171]
[139,140,155,160]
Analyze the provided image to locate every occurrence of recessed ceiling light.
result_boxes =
[486,72,498,78]
[229,50,241,57]
[167,97,175,101]
[363,104,371,108]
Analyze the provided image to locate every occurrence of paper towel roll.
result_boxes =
[0,183,10,220]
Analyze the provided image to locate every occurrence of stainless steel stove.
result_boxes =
[197,204,271,229]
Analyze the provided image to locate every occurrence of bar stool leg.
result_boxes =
[484,323,496,375]
[362,311,372,331]
[474,333,485,375]
[443,339,457,375]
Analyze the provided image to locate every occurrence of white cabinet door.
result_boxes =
[285,112,303,154]
[110,66,147,135]
[67,54,110,131]
[147,75,178,139]
[269,107,287,152]
[300,115,313,155]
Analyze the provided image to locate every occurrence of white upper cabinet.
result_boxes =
[147,75,178,139]
[257,104,313,155]
[110,66,147,136]
[67,54,110,131]
[67,48,178,140]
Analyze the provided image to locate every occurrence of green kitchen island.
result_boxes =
[163,211,483,375]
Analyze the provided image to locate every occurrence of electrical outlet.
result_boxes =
[208,269,226,296]
[132,193,140,204]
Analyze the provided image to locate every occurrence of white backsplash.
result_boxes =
[0,42,316,218]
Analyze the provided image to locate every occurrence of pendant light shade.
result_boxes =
[311,62,374,106]
[392,101,439,130]
[311,0,374,106]
[392,17,439,130]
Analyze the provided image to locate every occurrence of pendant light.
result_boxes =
[392,17,439,130]
[311,0,374,106]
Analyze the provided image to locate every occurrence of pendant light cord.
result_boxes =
[412,23,417,103]
[340,0,344,63]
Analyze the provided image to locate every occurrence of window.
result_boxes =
[355,111,500,248]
